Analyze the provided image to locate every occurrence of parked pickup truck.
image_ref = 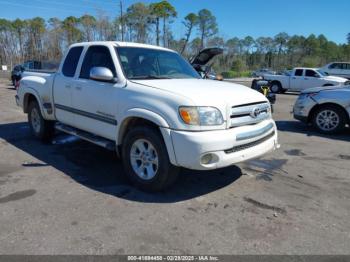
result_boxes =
[263,67,350,93]
[16,41,279,191]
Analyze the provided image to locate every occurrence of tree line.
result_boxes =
[0,0,349,75]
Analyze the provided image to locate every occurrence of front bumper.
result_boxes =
[293,96,317,123]
[170,120,278,170]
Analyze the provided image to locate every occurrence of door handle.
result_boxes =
[65,84,71,88]
[292,77,296,79]
[75,86,82,90]
[304,78,308,80]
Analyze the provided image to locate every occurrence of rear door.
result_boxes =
[340,63,350,78]
[328,63,342,76]
[289,69,304,91]
[71,45,119,140]
[53,46,84,126]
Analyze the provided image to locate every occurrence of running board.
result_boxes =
[55,123,116,151]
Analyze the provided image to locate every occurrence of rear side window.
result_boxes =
[62,46,83,77]
[80,46,116,79]
[295,69,303,76]
[329,63,342,69]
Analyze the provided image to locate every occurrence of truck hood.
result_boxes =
[323,75,348,82]
[131,79,268,107]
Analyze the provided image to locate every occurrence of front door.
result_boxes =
[302,69,321,90]
[71,45,119,140]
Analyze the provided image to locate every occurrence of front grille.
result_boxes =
[230,101,271,127]
[224,130,275,154]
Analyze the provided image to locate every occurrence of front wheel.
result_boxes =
[28,101,55,142]
[312,105,347,134]
[122,126,179,192]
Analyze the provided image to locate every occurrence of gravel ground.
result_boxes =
[0,78,349,255]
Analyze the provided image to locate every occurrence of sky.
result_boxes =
[0,0,349,44]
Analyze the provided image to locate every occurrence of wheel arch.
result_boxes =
[271,80,282,86]
[23,91,44,115]
[308,102,350,124]
[117,109,177,166]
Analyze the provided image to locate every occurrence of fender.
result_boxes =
[122,108,170,128]
[118,108,178,166]
[22,87,48,119]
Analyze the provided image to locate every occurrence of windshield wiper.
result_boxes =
[129,75,171,80]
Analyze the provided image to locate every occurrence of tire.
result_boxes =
[28,101,55,142]
[311,105,347,134]
[251,79,257,89]
[270,82,282,93]
[122,126,179,192]
[11,76,15,86]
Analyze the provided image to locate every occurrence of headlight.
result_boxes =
[179,106,224,126]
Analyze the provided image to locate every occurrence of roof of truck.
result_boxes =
[294,67,318,70]
[70,41,175,52]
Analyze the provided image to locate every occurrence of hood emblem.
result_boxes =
[251,107,261,118]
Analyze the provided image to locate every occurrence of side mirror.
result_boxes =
[90,67,115,82]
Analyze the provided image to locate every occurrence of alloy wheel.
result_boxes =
[130,139,159,180]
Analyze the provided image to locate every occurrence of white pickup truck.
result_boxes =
[16,41,278,191]
[263,67,349,93]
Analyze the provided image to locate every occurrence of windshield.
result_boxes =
[115,47,200,80]
[316,70,328,76]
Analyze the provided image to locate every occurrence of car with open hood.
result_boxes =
[190,47,223,80]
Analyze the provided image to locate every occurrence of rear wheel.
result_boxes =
[270,82,282,93]
[122,126,179,192]
[312,105,347,134]
[28,101,55,142]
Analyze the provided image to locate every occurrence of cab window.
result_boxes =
[305,70,319,77]
[62,46,83,77]
[80,46,116,79]
[294,69,303,76]
[329,63,342,69]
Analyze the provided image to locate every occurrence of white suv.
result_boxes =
[321,62,350,79]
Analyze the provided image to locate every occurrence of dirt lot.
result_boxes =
[0,79,349,255]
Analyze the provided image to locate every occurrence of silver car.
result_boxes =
[293,85,350,134]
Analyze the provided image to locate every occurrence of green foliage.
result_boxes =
[125,2,150,43]
[221,71,251,78]
[230,59,246,72]
[0,1,350,73]
[197,9,218,49]
[180,13,198,54]
[149,1,177,47]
